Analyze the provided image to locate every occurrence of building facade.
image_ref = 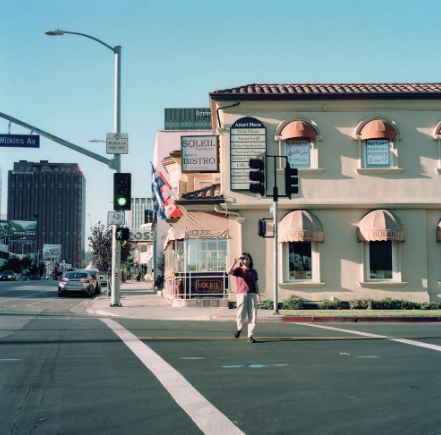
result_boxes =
[129,197,153,229]
[206,82,441,304]
[7,160,86,268]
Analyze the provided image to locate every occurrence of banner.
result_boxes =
[0,220,36,241]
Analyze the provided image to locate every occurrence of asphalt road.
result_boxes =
[1,281,441,435]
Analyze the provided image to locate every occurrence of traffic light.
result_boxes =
[249,158,265,196]
[114,173,131,211]
[258,219,266,237]
[144,209,154,224]
[3,236,9,245]
[115,227,130,241]
[284,163,299,199]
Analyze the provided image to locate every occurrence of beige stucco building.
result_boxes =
[206,83,441,304]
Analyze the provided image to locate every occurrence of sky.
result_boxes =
[2,0,441,250]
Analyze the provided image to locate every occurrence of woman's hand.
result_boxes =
[256,294,261,304]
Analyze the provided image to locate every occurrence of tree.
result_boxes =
[88,222,132,286]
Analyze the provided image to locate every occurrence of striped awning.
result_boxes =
[357,209,405,242]
[278,210,324,243]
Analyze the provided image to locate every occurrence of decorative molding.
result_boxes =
[279,282,326,289]
[276,168,324,175]
[358,281,407,288]
[356,168,403,175]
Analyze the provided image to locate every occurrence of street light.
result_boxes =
[88,139,106,143]
[45,28,123,307]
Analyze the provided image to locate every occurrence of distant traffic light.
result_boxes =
[258,219,266,237]
[284,163,299,199]
[114,173,131,211]
[249,158,265,196]
[144,209,154,224]
[115,227,130,241]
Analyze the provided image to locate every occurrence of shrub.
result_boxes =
[379,298,402,310]
[420,302,441,310]
[259,299,274,310]
[349,298,370,309]
[281,295,304,310]
[318,299,344,310]
[400,300,420,310]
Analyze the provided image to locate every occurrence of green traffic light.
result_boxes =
[117,197,127,206]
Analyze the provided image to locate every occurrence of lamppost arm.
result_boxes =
[45,29,115,52]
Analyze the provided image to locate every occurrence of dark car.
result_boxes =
[58,270,100,297]
[0,270,18,281]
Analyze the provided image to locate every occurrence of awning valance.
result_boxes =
[360,120,397,140]
[164,211,229,249]
[280,120,317,140]
[357,209,405,242]
[436,219,441,242]
[278,210,324,243]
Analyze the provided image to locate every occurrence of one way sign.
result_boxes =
[115,228,130,241]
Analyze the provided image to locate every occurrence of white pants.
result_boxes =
[236,293,257,337]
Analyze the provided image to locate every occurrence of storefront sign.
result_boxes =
[181,135,219,173]
[366,139,390,166]
[129,230,154,243]
[286,139,310,166]
[191,277,224,295]
[230,117,266,190]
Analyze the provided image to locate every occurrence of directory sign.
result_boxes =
[230,117,266,190]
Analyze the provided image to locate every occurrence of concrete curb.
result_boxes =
[281,316,441,323]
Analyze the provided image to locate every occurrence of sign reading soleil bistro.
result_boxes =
[230,117,266,190]
[181,135,219,173]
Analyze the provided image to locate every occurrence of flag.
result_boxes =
[151,163,181,222]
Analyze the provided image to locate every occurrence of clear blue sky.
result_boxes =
[2,0,441,248]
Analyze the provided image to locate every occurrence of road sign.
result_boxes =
[107,211,125,225]
[106,133,128,154]
[0,134,40,148]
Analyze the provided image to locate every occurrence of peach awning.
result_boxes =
[360,120,397,140]
[280,121,317,140]
[164,211,229,249]
[357,209,405,242]
[436,219,441,242]
[278,210,324,243]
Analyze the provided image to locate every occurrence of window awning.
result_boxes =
[360,120,397,140]
[278,210,324,243]
[280,120,317,140]
[356,209,405,242]
[436,219,441,242]
[164,211,229,249]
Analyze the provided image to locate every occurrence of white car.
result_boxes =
[99,274,108,286]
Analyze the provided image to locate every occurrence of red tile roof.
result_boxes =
[177,184,223,204]
[210,83,441,100]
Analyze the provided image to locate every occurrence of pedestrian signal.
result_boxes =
[115,227,130,241]
[249,158,265,196]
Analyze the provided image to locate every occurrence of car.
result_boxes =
[87,270,102,294]
[58,270,100,297]
[0,270,18,281]
[98,274,107,286]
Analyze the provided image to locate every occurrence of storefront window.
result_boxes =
[164,244,174,276]
[174,241,185,272]
[286,139,311,168]
[368,241,393,280]
[185,239,228,272]
[365,139,392,168]
[288,242,312,280]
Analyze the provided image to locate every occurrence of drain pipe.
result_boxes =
[216,101,240,129]
[214,205,245,253]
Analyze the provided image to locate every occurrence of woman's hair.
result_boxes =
[242,252,254,269]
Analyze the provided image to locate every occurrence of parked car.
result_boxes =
[87,271,102,294]
[0,270,18,281]
[98,274,107,286]
[58,270,100,297]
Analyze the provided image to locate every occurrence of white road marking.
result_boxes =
[101,318,245,435]
[0,359,22,361]
[293,323,441,352]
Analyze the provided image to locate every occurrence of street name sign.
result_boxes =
[107,211,125,225]
[106,133,128,154]
[0,134,40,148]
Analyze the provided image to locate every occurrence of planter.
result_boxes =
[176,284,184,299]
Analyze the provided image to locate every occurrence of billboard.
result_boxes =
[43,244,62,261]
[0,220,36,241]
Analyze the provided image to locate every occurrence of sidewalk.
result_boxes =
[84,281,441,323]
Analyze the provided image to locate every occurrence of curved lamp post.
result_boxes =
[45,28,122,306]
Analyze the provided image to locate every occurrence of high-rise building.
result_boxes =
[7,160,86,268]
[0,166,3,216]
[129,197,153,229]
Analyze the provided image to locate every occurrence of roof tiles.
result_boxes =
[179,184,223,202]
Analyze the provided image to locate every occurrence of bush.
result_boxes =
[349,298,370,309]
[281,295,304,310]
[318,299,345,310]
[380,298,402,310]
[420,302,441,310]
[400,300,420,310]
[258,299,283,310]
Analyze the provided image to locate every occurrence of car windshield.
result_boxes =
[64,272,88,279]
[2,271,14,275]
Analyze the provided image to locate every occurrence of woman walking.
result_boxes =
[227,252,260,343]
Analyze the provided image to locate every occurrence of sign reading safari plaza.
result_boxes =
[181,135,219,173]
